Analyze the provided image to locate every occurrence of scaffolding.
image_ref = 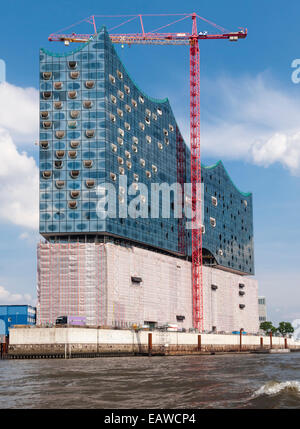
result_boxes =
[37,241,259,333]
[37,242,107,326]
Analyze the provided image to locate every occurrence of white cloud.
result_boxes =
[19,232,30,240]
[176,73,300,175]
[19,230,40,243]
[0,82,39,144]
[0,285,33,305]
[251,132,300,173]
[0,82,39,229]
[0,128,38,229]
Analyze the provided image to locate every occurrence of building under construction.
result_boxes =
[38,24,258,333]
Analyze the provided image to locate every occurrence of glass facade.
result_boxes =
[200,161,254,275]
[39,26,254,275]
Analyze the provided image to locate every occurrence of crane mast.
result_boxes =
[189,13,202,330]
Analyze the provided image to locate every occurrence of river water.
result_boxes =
[0,353,300,409]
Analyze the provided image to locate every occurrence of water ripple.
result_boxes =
[0,353,300,408]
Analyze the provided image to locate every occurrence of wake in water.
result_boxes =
[252,381,300,398]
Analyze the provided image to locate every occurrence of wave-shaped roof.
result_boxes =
[41,26,251,198]
[41,26,168,104]
[202,160,251,197]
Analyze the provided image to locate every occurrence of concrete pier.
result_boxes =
[4,327,300,359]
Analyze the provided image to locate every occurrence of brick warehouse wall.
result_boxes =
[37,242,259,333]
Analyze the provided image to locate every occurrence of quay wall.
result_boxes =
[7,327,300,356]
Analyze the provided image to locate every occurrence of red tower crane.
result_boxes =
[49,13,247,332]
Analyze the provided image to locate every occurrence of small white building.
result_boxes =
[258,296,267,323]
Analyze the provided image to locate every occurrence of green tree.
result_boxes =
[277,322,294,337]
[260,321,277,334]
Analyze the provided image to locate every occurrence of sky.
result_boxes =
[0,0,299,325]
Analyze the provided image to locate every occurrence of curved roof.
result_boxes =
[41,27,251,198]
[202,160,252,197]
[41,26,168,105]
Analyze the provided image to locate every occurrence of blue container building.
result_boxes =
[0,305,36,336]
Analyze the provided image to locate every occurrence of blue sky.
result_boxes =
[0,0,299,325]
